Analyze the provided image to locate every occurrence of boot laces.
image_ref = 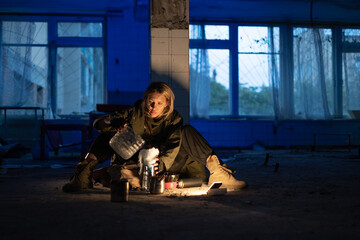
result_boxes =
[219,164,236,175]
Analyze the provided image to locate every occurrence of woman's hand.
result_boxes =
[116,123,127,133]
[110,118,127,131]
[98,118,111,131]
[153,157,160,175]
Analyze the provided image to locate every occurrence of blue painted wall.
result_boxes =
[106,11,150,105]
[191,119,360,149]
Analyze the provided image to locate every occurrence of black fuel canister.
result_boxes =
[177,178,203,188]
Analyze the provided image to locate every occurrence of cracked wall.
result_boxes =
[151,0,189,29]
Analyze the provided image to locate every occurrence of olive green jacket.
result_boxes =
[93,100,183,171]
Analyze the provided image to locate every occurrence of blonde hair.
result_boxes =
[143,81,175,119]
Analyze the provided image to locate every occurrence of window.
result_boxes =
[342,28,360,117]
[293,28,333,119]
[238,26,279,116]
[0,16,105,117]
[189,24,230,118]
[1,21,48,109]
[58,22,103,38]
[204,25,229,40]
[190,23,359,120]
[190,24,279,118]
[56,47,104,115]
[189,25,229,40]
[54,19,104,115]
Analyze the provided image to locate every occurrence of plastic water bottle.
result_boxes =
[109,125,145,159]
[142,166,149,191]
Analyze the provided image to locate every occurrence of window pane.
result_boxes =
[58,22,102,37]
[0,46,48,108]
[343,29,360,43]
[56,47,104,115]
[238,26,279,53]
[238,26,279,116]
[2,21,47,44]
[342,28,360,116]
[190,25,229,40]
[190,49,230,117]
[189,25,202,39]
[293,28,333,119]
[205,25,229,40]
[208,49,230,115]
[343,53,360,116]
[238,54,275,116]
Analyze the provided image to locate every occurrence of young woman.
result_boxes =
[62,82,247,192]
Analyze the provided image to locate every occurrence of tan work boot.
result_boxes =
[108,164,141,190]
[62,159,99,192]
[93,167,112,187]
[206,155,247,191]
[121,168,141,190]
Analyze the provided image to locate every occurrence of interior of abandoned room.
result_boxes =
[0,0,360,239]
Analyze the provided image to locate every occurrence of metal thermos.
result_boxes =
[177,178,203,188]
[111,179,129,202]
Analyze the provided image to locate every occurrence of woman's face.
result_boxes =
[146,92,168,118]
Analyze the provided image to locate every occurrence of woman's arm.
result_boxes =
[93,109,132,132]
[157,111,183,172]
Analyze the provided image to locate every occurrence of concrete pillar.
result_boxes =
[150,0,189,123]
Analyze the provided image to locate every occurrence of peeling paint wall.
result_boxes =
[151,0,189,29]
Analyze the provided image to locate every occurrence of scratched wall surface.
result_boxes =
[151,0,189,29]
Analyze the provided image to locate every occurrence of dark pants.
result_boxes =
[168,125,214,173]
[88,125,214,173]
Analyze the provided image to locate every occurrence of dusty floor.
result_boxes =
[1,148,360,240]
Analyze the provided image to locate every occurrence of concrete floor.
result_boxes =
[0,148,360,240]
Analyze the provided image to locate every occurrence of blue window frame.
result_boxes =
[0,15,105,117]
[190,22,360,120]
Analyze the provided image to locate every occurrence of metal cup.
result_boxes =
[149,176,165,194]
[111,179,129,202]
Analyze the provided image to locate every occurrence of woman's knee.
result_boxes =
[88,131,115,163]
